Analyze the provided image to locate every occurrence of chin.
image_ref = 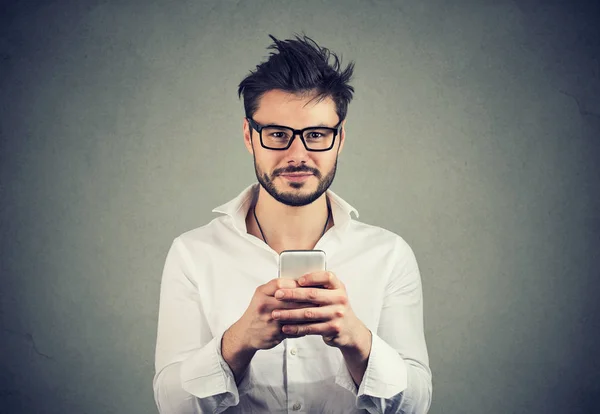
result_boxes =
[284,181,310,190]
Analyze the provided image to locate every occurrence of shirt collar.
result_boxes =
[212,182,359,236]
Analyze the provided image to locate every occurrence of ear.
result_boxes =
[337,119,346,155]
[243,117,254,155]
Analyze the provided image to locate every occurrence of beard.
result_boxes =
[253,156,338,207]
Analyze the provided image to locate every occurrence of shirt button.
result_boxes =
[292,402,302,411]
[290,348,297,356]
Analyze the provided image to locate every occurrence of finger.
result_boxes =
[259,278,299,296]
[274,287,336,305]
[272,306,336,323]
[298,271,342,290]
[264,297,315,311]
[281,321,342,337]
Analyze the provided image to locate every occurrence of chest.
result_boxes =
[195,247,390,337]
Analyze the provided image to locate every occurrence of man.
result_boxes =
[153,34,432,413]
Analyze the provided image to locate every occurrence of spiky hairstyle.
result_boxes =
[238,33,355,122]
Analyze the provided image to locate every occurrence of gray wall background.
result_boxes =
[1,0,599,413]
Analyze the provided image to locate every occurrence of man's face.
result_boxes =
[243,89,345,207]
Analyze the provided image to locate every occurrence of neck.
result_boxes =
[247,186,333,252]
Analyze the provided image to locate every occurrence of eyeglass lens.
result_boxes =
[262,126,335,150]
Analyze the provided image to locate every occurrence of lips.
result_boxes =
[280,173,313,182]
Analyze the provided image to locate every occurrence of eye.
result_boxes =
[270,132,288,139]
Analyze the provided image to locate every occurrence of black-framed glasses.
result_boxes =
[247,117,342,151]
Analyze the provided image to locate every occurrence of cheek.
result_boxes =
[315,156,336,171]
[255,154,281,172]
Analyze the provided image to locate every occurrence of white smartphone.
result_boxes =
[278,250,327,281]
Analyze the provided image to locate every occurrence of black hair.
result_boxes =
[237,33,355,122]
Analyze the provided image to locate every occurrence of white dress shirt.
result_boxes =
[153,183,432,413]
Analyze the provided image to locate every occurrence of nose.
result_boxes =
[285,132,310,160]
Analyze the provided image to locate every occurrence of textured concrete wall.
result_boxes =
[1,1,599,413]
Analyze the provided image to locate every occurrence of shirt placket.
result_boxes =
[284,337,305,413]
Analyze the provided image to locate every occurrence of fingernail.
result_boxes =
[298,277,306,285]
[275,290,284,299]
[272,311,280,319]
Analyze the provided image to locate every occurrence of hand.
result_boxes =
[271,271,369,350]
[231,277,314,351]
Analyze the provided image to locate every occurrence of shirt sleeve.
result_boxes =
[152,237,252,414]
[335,236,433,413]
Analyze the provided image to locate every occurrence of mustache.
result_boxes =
[275,166,320,177]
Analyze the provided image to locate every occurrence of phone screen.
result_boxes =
[278,250,326,281]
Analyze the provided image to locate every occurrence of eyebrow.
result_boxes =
[261,121,335,128]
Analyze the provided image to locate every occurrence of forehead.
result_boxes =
[254,89,338,127]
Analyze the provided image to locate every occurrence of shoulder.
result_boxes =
[168,216,230,257]
[345,219,420,282]
[347,219,415,256]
